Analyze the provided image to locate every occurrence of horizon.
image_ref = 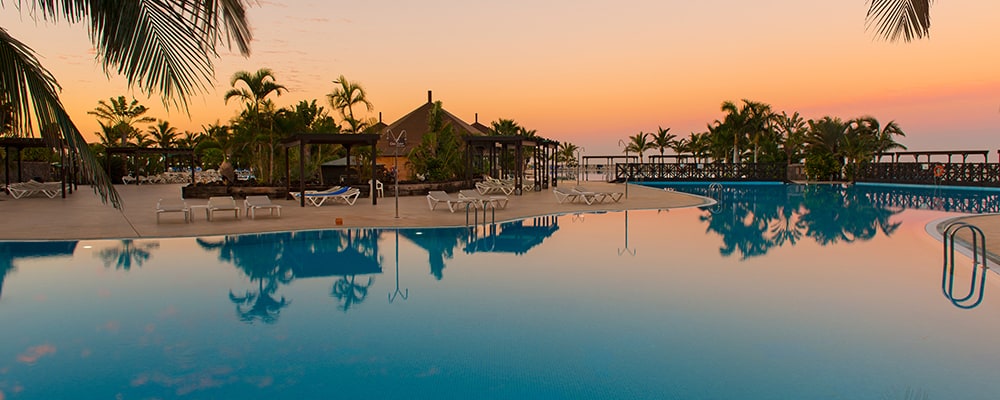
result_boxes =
[2,1,998,156]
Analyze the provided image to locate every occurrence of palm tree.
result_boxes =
[867,0,932,42]
[721,99,772,163]
[225,68,287,183]
[147,120,178,148]
[327,75,374,133]
[148,120,179,171]
[624,131,652,162]
[650,126,675,164]
[775,111,807,164]
[88,96,157,146]
[2,0,253,208]
[490,119,521,136]
[556,142,580,167]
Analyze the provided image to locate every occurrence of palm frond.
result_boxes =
[19,0,253,109]
[866,0,933,42]
[0,28,122,207]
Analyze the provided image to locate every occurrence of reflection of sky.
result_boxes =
[0,204,999,398]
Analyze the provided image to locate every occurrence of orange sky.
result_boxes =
[3,1,999,155]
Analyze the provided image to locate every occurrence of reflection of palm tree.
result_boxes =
[96,240,160,270]
[331,276,374,312]
[229,278,289,324]
[691,184,903,259]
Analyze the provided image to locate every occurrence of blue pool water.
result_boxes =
[2,183,1000,399]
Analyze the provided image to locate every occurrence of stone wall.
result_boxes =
[181,180,472,199]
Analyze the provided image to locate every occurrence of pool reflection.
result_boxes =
[197,229,383,320]
[0,241,77,300]
[659,184,906,259]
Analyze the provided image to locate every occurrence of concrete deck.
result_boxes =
[0,182,710,240]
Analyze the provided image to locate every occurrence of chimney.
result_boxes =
[475,113,479,123]
[378,112,382,123]
[427,90,432,103]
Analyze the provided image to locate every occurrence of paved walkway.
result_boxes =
[0,182,710,240]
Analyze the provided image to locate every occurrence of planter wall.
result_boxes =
[182,180,472,199]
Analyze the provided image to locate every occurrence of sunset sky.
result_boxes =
[3,1,999,155]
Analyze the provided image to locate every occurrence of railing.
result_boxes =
[613,162,787,182]
[858,162,1000,187]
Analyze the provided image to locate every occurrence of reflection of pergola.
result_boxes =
[104,146,196,184]
[282,133,380,207]
[463,136,560,194]
[464,216,559,255]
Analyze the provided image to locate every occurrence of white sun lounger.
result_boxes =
[207,196,240,221]
[459,189,509,209]
[427,190,475,213]
[575,186,624,203]
[244,195,282,219]
[6,181,62,199]
[156,198,190,223]
[554,186,597,204]
[291,186,361,207]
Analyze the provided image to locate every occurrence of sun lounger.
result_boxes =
[427,190,475,213]
[244,195,282,219]
[575,186,623,203]
[207,196,240,221]
[459,189,509,209]
[475,176,515,195]
[290,186,361,207]
[553,186,585,204]
[6,181,62,199]
[156,198,190,223]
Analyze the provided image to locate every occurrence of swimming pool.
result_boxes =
[1,183,999,399]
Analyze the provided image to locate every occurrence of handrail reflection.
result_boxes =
[942,222,988,309]
[388,230,408,304]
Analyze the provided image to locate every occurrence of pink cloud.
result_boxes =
[17,345,56,364]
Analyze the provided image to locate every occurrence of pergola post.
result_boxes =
[370,144,377,205]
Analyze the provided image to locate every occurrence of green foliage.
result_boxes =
[804,152,841,181]
[407,101,463,182]
[201,148,225,170]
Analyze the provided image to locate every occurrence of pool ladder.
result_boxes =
[465,201,496,227]
[942,221,989,309]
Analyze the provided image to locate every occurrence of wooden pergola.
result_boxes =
[462,135,559,194]
[104,146,197,185]
[1,137,72,197]
[876,150,990,163]
[282,133,380,207]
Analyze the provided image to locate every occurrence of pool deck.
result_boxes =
[0,181,710,240]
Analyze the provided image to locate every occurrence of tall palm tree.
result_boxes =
[225,68,286,183]
[721,99,772,163]
[88,96,157,146]
[1,0,253,208]
[624,131,652,162]
[650,126,675,164]
[775,111,808,164]
[327,75,373,133]
[867,0,932,42]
